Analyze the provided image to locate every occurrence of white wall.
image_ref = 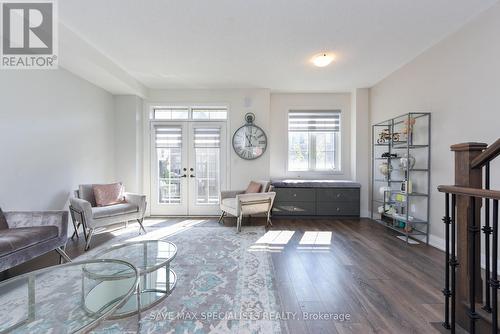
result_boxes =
[114,95,143,193]
[370,2,500,245]
[351,88,370,217]
[269,93,352,179]
[146,89,271,194]
[0,69,115,211]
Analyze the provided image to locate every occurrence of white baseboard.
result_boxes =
[428,234,445,251]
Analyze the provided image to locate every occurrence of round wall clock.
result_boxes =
[232,113,268,160]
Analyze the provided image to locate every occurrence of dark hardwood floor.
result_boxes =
[1,217,447,334]
[267,218,446,334]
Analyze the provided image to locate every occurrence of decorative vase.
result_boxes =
[378,162,393,178]
[399,153,416,170]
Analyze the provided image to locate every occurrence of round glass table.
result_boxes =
[88,240,178,318]
[0,259,139,334]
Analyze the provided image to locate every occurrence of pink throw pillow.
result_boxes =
[245,181,262,194]
[93,183,125,207]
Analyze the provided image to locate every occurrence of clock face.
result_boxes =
[232,125,267,160]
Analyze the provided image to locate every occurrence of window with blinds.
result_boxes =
[194,128,221,148]
[288,110,341,172]
[154,126,182,148]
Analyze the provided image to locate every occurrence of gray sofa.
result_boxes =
[69,184,147,250]
[0,211,70,272]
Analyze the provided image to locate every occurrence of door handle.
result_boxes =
[190,175,195,178]
[189,168,194,171]
[183,168,187,171]
[181,174,187,178]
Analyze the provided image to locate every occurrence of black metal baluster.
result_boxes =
[450,194,457,334]
[483,162,492,313]
[443,192,451,329]
[468,197,480,334]
[492,199,498,334]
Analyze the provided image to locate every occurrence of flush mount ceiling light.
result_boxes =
[312,53,335,67]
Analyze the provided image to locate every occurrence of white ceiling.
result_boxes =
[60,0,497,92]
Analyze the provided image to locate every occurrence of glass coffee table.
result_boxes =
[87,240,177,318]
[0,259,139,334]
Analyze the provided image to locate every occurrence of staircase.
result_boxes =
[439,139,500,333]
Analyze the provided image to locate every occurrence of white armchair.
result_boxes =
[219,181,276,232]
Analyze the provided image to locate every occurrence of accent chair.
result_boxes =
[69,184,147,250]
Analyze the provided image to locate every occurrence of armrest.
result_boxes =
[69,197,93,224]
[236,192,276,204]
[4,211,68,239]
[124,192,147,215]
[221,190,245,200]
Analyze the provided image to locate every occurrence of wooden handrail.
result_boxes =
[471,138,500,169]
[438,185,500,200]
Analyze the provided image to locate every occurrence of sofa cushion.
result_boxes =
[0,208,8,230]
[92,203,139,219]
[79,184,97,207]
[245,181,262,194]
[0,226,59,257]
[93,183,125,207]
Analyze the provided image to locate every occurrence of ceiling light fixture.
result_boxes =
[312,53,335,67]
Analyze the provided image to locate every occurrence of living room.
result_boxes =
[1,1,500,333]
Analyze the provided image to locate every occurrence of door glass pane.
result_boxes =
[155,126,182,204]
[194,127,221,205]
[157,148,182,204]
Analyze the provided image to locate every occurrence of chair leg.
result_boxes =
[84,229,94,251]
[266,211,273,229]
[137,218,146,234]
[218,211,225,224]
[55,246,71,263]
[237,214,243,233]
[71,223,78,240]
[69,207,79,240]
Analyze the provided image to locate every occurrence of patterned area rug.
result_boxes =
[82,219,283,334]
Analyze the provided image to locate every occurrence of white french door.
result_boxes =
[150,121,226,216]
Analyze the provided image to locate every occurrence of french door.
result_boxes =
[150,121,227,216]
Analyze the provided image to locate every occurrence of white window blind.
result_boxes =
[288,110,340,132]
[194,128,221,148]
[287,110,341,172]
[155,126,182,148]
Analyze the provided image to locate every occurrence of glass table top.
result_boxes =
[0,259,138,334]
[93,240,177,274]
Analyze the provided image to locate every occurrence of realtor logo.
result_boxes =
[1,0,58,69]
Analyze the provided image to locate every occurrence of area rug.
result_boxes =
[83,220,283,334]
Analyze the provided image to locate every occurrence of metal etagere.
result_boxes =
[371,112,431,244]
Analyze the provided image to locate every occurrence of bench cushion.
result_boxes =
[92,203,139,219]
[0,226,59,257]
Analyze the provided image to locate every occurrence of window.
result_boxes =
[153,108,189,120]
[288,110,341,172]
[192,108,227,120]
[152,107,228,120]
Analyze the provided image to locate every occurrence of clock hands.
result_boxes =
[245,134,253,147]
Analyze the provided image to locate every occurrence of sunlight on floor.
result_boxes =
[248,230,295,252]
[123,219,206,242]
[297,231,332,252]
